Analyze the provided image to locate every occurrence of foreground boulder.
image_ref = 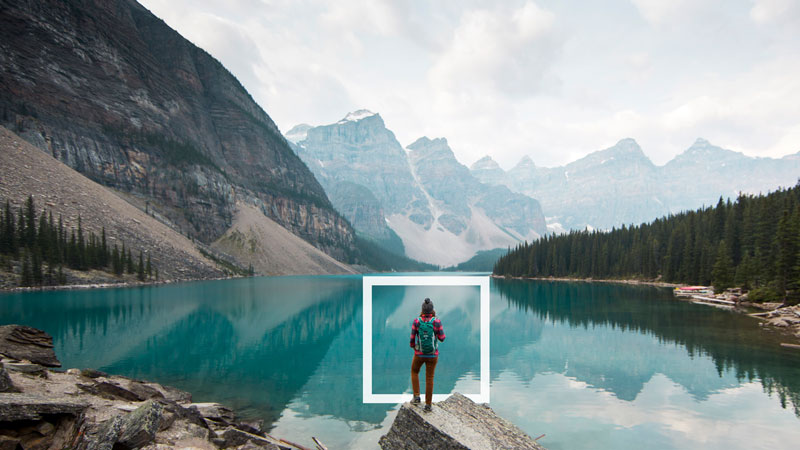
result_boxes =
[0,325,61,367]
[0,326,311,450]
[379,393,545,450]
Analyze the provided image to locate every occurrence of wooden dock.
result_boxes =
[690,295,736,307]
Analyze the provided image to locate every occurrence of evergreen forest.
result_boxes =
[0,196,156,286]
[494,183,800,303]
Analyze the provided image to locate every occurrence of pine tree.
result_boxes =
[46,211,56,264]
[20,253,32,287]
[126,247,134,274]
[46,261,54,286]
[37,212,47,252]
[16,207,24,251]
[68,229,77,268]
[774,208,798,295]
[24,196,36,248]
[712,240,734,293]
[0,200,10,254]
[101,227,108,267]
[137,251,145,281]
[32,251,43,286]
[77,215,86,270]
[57,215,64,263]
[146,254,152,279]
[112,244,122,276]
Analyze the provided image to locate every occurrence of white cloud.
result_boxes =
[137,0,800,169]
[429,1,559,97]
[629,0,723,27]
[659,58,800,159]
[750,0,800,26]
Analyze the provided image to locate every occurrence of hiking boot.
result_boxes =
[423,404,432,412]
[411,396,421,404]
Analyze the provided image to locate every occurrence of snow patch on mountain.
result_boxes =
[338,109,376,123]
[386,206,524,266]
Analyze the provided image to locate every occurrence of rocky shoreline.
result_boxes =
[0,274,243,294]
[749,305,800,340]
[490,273,681,288]
[492,274,800,342]
[0,325,318,450]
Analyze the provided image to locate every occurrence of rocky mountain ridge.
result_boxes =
[0,0,355,262]
[289,112,547,266]
[0,126,225,284]
[472,138,800,231]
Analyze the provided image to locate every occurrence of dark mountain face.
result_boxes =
[0,0,354,259]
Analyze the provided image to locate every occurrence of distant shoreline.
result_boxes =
[0,275,241,293]
[490,274,681,288]
[491,273,800,343]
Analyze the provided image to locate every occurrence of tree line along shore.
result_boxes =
[0,195,157,288]
[494,183,800,305]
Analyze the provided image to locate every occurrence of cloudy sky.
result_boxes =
[138,0,800,169]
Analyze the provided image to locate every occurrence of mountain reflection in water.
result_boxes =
[2,275,799,449]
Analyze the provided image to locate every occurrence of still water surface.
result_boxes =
[2,274,800,449]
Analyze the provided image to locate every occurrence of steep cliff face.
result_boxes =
[326,181,406,256]
[291,111,430,252]
[297,111,431,221]
[0,0,354,260]
[291,112,546,266]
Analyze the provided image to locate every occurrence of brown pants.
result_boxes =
[411,355,438,405]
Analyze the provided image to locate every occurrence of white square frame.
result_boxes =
[362,275,490,404]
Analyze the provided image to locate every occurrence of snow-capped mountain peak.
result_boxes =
[470,155,502,171]
[514,155,536,170]
[338,109,377,123]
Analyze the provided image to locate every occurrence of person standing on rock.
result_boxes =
[410,297,446,412]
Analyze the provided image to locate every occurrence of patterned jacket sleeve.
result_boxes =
[409,318,418,348]
[434,318,446,342]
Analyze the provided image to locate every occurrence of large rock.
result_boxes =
[0,362,18,393]
[379,393,544,450]
[0,325,61,367]
[116,400,164,449]
[79,415,125,450]
[0,393,87,421]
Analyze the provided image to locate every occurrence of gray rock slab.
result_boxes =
[0,362,18,392]
[0,325,60,367]
[4,362,48,377]
[79,415,124,450]
[126,381,165,401]
[0,393,87,421]
[379,392,545,450]
[116,400,164,449]
[190,402,236,423]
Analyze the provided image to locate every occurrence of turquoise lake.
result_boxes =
[2,274,800,449]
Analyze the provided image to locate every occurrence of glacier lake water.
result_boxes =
[2,274,800,449]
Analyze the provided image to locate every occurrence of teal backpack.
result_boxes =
[417,316,437,355]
